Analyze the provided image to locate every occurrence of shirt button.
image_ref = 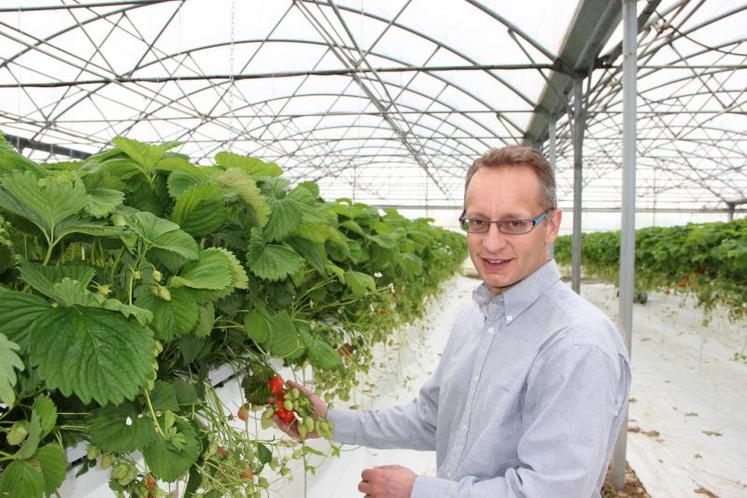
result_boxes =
[473,375,479,382]
[506,315,513,322]
[486,327,494,334]
[447,472,453,479]
[463,423,468,430]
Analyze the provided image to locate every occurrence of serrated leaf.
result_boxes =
[17,261,96,300]
[32,394,57,438]
[0,459,44,498]
[194,302,215,337]
[86,188,124,218]
[172,184,225,236]
[112,137,180,176]
[126,210,199,260]
[151,381,179,412]
[35,443,67,495]
[344,270,376,296]
[264,197,302,242]
[0,131,48,177]
[0,287,50,348]
[246,232,303,282]
[216,247,249,289]
[90,403,155,453]
[299,328,342,371]
[243,309,270,344]
[340,219,365,236]
[266,310,304,359]
[399,253,424,275]
[0,332,24,407]
[217,168,271,227]
[294,222,329,243]
[167,168,206,198]
[287,236,326,275]
[143,418,201,482]
[215,151,283,178]
[0,171,87,237]
[170,248,233,290]
[135,286,199,341]
[173,379,198,405]
[29,307,156,405]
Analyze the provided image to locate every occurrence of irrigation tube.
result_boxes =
[612,0,637,490]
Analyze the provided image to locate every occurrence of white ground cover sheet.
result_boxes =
[58,273,747,498]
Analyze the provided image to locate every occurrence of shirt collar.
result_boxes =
[471,258,561,320]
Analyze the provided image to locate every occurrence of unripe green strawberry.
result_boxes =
[152,270,163,283]
[298,425,308,439]
[86,445,99,461]
[283,400,293,411]
[304,417,315,432]
[6,421,29,446]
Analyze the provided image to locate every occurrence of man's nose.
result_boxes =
[481,223,507,252]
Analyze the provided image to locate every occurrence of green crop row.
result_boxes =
[554,218,747,320]
[0,132,467,497]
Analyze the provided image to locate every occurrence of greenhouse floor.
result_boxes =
[275,274,747,498]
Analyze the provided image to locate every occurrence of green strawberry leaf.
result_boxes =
[172,183,225,236]
[246,231,303,282]
[112,137,180,177]
[0,171,88,238]
[86,187,124,218]
[35,443,67,495]
[16,411,42,459]
[32,394,57,438]
[287,236,326,275]
[143,418,201,482]
[135,286,199,341]
[170,248,233,290]
[243,309,270,344]
[217,168,271,227]
[0,131,49,177]
[29,307,156,405]
[125,210,199,261]
[90,403,155,453]
[167,167,206,198]
[151,380,179,412]
[193,302,215,337]
[344,270,376,297]
[264,196,302,242]
[0,459,44,498]
[266,310,304,359]
[298,328,342,371]
[0,287,50,349]
[215,151,283,178]
[0,332,24,407]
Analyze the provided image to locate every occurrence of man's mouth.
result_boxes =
[482,257,512,268]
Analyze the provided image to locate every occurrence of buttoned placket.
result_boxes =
[442,296,509,480]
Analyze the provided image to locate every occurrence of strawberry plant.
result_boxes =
[0,131,467,497]
[554,218,747,320]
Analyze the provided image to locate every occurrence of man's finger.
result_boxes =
[286,379,314,396]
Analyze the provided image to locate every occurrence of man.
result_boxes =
[276,145,631,497]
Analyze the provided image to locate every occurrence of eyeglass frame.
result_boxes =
[458,208,554,235]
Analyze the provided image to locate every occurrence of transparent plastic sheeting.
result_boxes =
[0,0,745,214]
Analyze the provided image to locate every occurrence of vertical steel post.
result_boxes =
[571,79,585,294]
[612,0,637,490]
[548,118,557,258]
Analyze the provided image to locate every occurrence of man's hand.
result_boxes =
[270,380,328,440]
[358,465,417,498]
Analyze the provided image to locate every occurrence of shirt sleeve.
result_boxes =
[327,354,443,451]
[410,339,628,498]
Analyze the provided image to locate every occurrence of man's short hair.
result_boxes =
[464,145,557,210]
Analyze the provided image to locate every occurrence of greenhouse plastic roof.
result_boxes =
[1,0,745,213]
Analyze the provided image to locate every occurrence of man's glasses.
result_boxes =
[458,209,553,235]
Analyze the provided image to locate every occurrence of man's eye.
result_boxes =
[508,219,525,228]
[471,218,488,226]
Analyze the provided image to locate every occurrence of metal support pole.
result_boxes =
[612,0,637,490]
[727,202,735,222]
[548,119,557,259]
[571,79,585,294]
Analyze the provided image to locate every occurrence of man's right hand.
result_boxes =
[270,380,329,440]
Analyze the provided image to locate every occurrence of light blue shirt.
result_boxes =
[329,259,631,497]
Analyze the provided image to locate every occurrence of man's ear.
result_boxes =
[545,209,562,243]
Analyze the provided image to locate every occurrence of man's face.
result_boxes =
[465,165,561,296]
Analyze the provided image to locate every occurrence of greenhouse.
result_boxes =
[0,0,745,497]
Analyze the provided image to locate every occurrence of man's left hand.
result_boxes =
[358,465,417,498]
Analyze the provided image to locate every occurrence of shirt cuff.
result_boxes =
[326,406,360,445]
[411,475,458,498]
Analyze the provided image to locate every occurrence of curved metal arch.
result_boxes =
[122,37,528,144]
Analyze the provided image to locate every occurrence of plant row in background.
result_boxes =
[0,132,467,498]
[554,218,747,320]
